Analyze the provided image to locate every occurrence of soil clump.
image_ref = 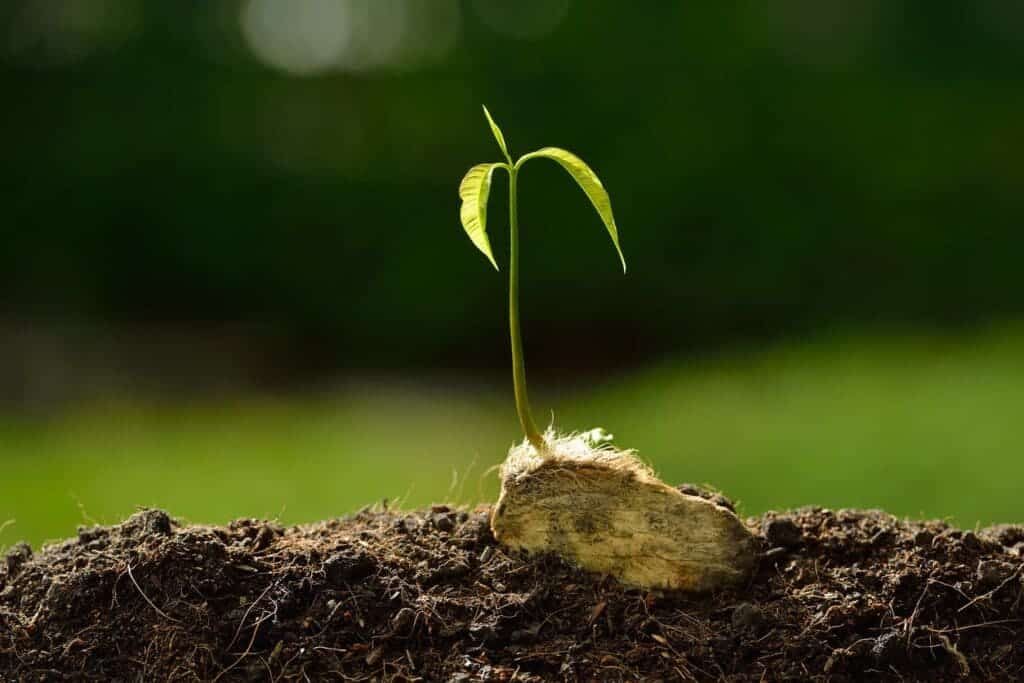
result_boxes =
[1,496,1022,681]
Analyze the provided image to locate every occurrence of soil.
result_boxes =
[1,490,1022,681]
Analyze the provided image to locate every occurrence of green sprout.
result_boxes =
[458,106,626,452]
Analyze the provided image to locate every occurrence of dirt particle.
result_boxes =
[461,512,494,546]
[365,645,384,666]
[429,511,456,533]
[961,531,984,553]
[731,602,765,633]
[76,525,107,544]
[913,529,934,547]
[868,528,896,547]
[393,515,420,534]
[324,548,375,584]
[510,624,542,643]
[254,525,277,550]
[975,559,1013,587]
[469,620,501,643]
[981,524,1024,547]
[391,607,416,634]
[588,600,607,623]
[122,508,173,537]
[419,560,469,586]
[763,516,802,548]
[3,542,32,578]
[872,630,903,665]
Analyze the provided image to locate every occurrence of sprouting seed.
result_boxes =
[458,106,625,451]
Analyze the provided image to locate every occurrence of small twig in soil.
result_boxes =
[924,619,1022,634]
[226,582,275,653]
[958,566,1023,613]
[272,648,304,683]
[213,616,262,683]
[125,564,179,624]
[929,578,974,603]
[345,584,366,628]
[905,577,933,651]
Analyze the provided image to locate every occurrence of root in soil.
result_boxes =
[1,494,1023,681]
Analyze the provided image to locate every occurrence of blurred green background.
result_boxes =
[2,1,1023,548]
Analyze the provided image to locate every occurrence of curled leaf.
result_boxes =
[458,162,504,270]
[517,147,626,272]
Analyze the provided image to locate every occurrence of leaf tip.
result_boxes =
[481,104,510,159]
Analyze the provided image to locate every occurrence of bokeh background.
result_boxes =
[3,0,1023,548]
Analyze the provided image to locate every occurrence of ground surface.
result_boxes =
[4,326,1024,548]
[2,495,1023,681]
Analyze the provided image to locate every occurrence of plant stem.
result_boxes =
[508,167,545,450]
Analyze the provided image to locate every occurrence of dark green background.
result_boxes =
[2,2,1023,547]
[4,1,1022,374]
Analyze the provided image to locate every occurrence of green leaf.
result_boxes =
[517,147,626,272]
[458,162,503,270]
[482,105,510,160]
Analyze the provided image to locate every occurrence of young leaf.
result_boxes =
[482,105,510,161]
[517,147,626,272]
[458,162,503,270]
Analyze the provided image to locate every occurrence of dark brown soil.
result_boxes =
[2,495,1022,681]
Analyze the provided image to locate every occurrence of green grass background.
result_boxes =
[3,325,1022,550]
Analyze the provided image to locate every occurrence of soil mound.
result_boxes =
[1,498,1022,681]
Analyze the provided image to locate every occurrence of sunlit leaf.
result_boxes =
[482,105,510,160]
[517,147,626,272]
[458,162,504,270]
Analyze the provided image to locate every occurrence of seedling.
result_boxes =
[458,107,756,592]
[458,106,625,452]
